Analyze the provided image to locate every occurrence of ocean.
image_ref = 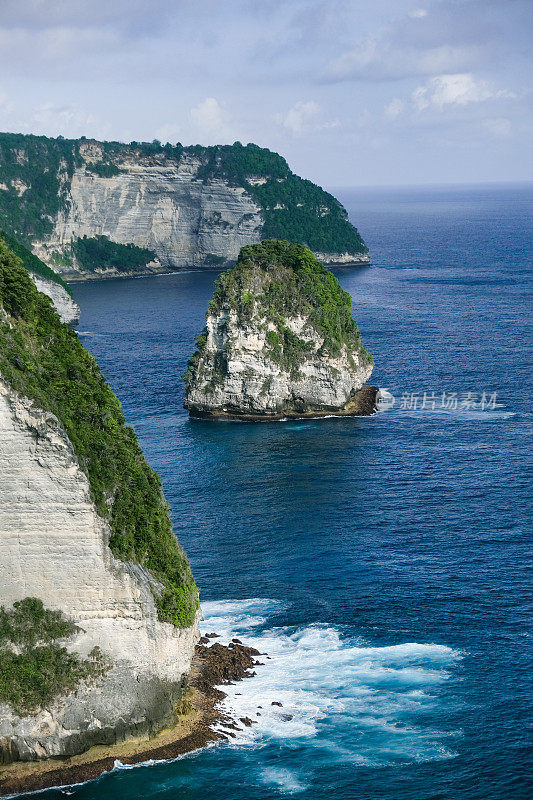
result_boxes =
[38,183,532,799]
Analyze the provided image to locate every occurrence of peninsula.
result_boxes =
[0,133,368,280]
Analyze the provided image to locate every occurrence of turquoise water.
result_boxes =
[38,184,532,799]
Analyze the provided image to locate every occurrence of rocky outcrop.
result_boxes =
[0,380,199,761]
[0,237,199,764]
[184,240,375,419]
[31,275,80,326]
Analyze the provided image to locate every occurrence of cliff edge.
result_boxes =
[0,133,369,279]
[184,240,375,419]
[0,236,199,763]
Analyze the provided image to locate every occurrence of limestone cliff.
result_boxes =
[31,275,80,326]
[0,237,199,762]
[0,229,79,325]
[184,240,375,419]
[0,133,369,278]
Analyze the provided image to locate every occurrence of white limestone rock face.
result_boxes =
[39,155,264,277]
[186,310,373,417]
[31,275,80,326]
[184,242,374,418]
[0,379,199,761]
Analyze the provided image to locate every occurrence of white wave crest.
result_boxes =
[200,598,462,774]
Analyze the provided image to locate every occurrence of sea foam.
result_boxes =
[201,599,461,776]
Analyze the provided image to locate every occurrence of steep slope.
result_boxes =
[0,237,199,761]
[0,229,79,325]
[184,240,375,419]
[0,133,368,278]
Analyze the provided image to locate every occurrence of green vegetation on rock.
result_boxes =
[0,598,107,714]
[195,142,367,256]
[0,228,72,295]
[0,236,198,628]
[0,132,80,241]
[0,132,367,260]
[184,240,373,389]
[72,235,157,273]
[223,239,370,350]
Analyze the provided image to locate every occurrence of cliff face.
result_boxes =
[0,237,199,762]
[31,275,80,326]
[0,382,198,761]
[45,155,263,277]
[184,241,374,419]
[0,133,369,278]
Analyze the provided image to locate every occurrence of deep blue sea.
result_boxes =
[42,184,533,799]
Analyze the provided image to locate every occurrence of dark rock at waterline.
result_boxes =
[194,642,260,698]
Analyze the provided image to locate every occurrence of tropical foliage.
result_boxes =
[72,235,157,273]
[0,598,107,714]
[0,236,198,628]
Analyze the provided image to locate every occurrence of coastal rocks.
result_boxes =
[0,380,199,762]
[0,638,266,796]
[31,275,80,326]
[0,134,369,277]
[184,240,375,419]
[192,641,261,700]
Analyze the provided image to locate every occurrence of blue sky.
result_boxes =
[0,0,531,186]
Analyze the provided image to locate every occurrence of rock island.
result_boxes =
[184,240,377,419]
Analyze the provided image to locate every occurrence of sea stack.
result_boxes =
[184,240,376,419]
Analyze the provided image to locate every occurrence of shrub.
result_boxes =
[72,235,156,273]
[0,598,108,714]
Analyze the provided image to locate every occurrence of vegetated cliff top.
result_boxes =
[0,228,71,294]
[210,239,372,359]
[0,131,368,257]
[0,235,198,627]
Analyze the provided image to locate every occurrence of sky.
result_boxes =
[0,0,531,187]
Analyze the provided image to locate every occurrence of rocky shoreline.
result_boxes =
[189,385,379,422]
[0,639,263,798]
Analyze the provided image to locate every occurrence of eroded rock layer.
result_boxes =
[0,380,199,761]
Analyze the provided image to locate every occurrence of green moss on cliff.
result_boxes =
[0,236,198,627]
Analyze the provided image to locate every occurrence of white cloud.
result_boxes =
[189,97,231,142]
[155,122,181,144]
[325,39,487,83]
[279,100,320,135]
[408,9,428,19]
[412,73,514,110]
[483,117,511,137]
[385,98,404,119]
[277,100,339,136]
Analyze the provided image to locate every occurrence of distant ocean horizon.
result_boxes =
[43,182,531,800]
